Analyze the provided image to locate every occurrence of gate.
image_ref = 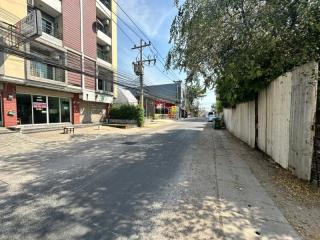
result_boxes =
[311,88,320,186]
[312,137,320,186]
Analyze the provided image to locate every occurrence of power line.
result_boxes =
[109,11,181,98]
[114,1,181,80]
[110,3,179,82]
[0,15,179,104]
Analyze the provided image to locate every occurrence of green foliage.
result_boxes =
[215,100,223,114]
[110,105,145,127]
[168,0,320,107]
[136,106,145,127]
[186,80,206,110]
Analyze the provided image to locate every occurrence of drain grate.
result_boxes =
[122,141,138,145]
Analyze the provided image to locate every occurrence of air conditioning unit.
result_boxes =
[27,0,34,7]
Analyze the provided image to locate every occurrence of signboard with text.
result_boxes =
[15,10,42,39]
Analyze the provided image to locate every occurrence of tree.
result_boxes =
[185,81,206,113]
[167,0,320,107]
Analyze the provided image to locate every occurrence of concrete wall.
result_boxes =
[223,62,318,180]
[257,72,292,169]
[0,0,27,80]
[223,101,256,148]
[288,62,318,180]
[112,0,118,99]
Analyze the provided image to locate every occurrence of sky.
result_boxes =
[116,0,215,111]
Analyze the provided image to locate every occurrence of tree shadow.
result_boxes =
[0,123,300,240]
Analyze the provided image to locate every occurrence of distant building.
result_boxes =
[113,87,138,106]
[131,82,186,119]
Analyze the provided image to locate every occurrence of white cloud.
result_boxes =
[117,0,175,39]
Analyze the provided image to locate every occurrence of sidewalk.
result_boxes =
[214,129,320,240]
[211,128,302,240]
[0,119,177,157]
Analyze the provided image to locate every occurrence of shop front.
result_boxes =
[16,93,71,125]
[0,96,2,127]
[0,84,3,126]
[154,100,177,119]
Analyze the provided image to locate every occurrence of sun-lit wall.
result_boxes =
[0,0,27,79]
[112,0,118,98]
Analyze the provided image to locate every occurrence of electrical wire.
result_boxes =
[114,1,181,80]
[109,4,179,82]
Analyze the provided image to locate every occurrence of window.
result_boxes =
[97,79,113,93]
[42,17,54,36]
[30,46,65,82]
[17,94,32,125]
[48,97,60,123]
[98,79,104,91]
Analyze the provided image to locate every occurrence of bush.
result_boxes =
[110,104,145,127]
[136,106,144,127]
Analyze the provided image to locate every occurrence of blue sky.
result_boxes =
[116,0,215,111]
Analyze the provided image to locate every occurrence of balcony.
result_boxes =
[30,61,65,83]
[96,18,112,38]
[97,44,112,64]
[34,0,61,18]
[38,19,63,49]
[96,0,111,19]
[97,31,112,47]
[100,0,111,10]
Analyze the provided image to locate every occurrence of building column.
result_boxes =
[72,93,81,124]
[2,83,17,128]
[105,103,110,122]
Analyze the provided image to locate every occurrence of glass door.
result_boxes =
[17,94,32,125]
[33,95,47,124]
[60,98,71,123]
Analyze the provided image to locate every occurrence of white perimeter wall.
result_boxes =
[223,101,256,148]
[223,62,318,180]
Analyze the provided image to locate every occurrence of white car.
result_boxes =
[207,112,214,122]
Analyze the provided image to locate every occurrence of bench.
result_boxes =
[63,126,75,134]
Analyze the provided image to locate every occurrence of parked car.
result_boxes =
[207,112,214,122]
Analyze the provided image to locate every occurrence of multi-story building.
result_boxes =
[0,0,117,128]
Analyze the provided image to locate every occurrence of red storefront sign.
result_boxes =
[33,102,47,110]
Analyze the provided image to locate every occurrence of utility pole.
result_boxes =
[174,80,182,119]
[132,39,156,108]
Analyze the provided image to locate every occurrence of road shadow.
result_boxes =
[0,124,299,240]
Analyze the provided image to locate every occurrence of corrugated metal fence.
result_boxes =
[223,62,318,180]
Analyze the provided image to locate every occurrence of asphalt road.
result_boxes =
[0,120,301,240]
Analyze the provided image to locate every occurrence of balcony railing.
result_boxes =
[97,48,112,63]
[96,20,111,38]
[30,61,65,82]
[41,18,62,40]
[100,0,111,10]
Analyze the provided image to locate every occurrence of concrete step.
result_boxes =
[0,127,16,135]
